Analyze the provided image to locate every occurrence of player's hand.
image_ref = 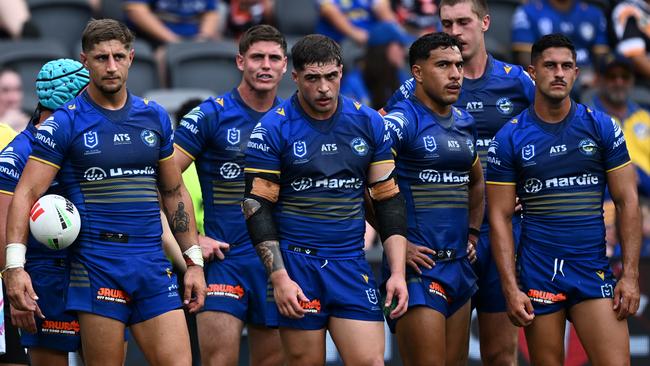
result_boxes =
[183,265,206,313]
[406,242,435,274]
[514,196,522,212]
[505,289,535,327]
[613,275,640,320]
[199,235,230,262]
[384,273,408,319]
[466,239,477,264]
[270,270,308,319]
[3,268,42,316]
[10,304,37,334]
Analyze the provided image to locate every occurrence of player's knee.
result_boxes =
[284,349,323,366]
[481,350,517,366]
[199,342,239,366]
[251,349,284,366]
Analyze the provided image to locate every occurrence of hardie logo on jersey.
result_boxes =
[423,135,437,152]
[84,131,99,149]
[521,144,535,161]
[219,162,241,179]
[496,97,514,115]
[140,130,157,147]
[365,289,378,305]
[227,128,240,145]
[578,139,597,156]
[293,141,307,158]
[350,137,369,156]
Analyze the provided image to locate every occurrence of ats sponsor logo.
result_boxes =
[206,284,245,299]
[300,299,321,314]
[549,144,567,156]
[113,133,131,145]
[527,289,566,304]
[96,288,131,304]
[429,281,451,302]
[41,320,80,335]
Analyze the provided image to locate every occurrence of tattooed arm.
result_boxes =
[255,240,285,276]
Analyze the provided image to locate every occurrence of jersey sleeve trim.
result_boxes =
[0,190,13,196]
[486,181,516,186]
[391,148,397,157]
[370,159,394,166]
[173,143,196,161]
[28,156,60,170]
[606,160,632,173]
[159,151,175,163]
[244,167,281,175]
[472,155,479,166]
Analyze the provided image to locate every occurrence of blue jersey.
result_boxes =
[316,0,381,42]
[511,0,608,67]
[384,98,477,255]
[173,89,281,256]
[245,95,393,257]
[487,103,631,260]
[0,124,67,261]
[30,92,174,254]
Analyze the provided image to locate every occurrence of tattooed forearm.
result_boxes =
[255,240,284,275]
[160,183,182,197]
[171,202,190,233]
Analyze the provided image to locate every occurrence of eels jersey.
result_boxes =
[0,124,67,261]
[384,97,477,256]
[173,89,281,256]
[29,92,174,254]
[487,103,631,260]
[245,95,393,257]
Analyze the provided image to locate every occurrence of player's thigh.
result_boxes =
[279,327,326,366]
[477,311,519,366]
[196,311,244,366]
[248,324,284,366]
[570,298,630,366]
[395,306,446,366]
[446,301,472,366]
[28,348,68,366]
[77,312,127,366]
[329,317,384,366]
[523,310,566,366]
[130,309,191,366]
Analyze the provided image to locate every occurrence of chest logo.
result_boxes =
[84,131,99,149]
[524,178,543,194]
[227,128,240,145]
[578,139,597,156]
[522,144,535,161]
[549,144,567,156]
[423,135,437,152]
[293,141,307,158]
[140,130,157,147]
[350,137,369,156]
[496,97,514,115]
[219,162,241,179]
[84,167,107,181]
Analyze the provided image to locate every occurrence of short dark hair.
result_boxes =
[81,19,134,53]
[439,0,489,17]
[409,32,462,67]
[531,33,576,65]
[239,24,287,55]
[291,34,342,71]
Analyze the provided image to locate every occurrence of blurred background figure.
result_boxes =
[391,0,441,36]
[0,123,16,150]
[341,22,411,109]
[612,0,650,87]
[316,0,398,45]
[0,0,38,40]
[0,69,29,133]
[223,0,274,39]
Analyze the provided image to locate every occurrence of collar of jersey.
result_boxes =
[81,90,133,123]
[409,94,455,130]
[291,94,342,134]
[230,87,280,122]
[528,100,576,136]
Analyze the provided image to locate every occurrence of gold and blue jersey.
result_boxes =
[384,97,477,254]
[173,89,281,256]
[29,91,174,253]
[487,103,631,260]
[244,95,393,257]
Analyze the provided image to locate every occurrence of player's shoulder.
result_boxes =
[452,105,473,123]
[259,98,292,128]
[340,95,380,118]
[491,58,529,80]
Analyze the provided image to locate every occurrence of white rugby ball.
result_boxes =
[29,194,80,250]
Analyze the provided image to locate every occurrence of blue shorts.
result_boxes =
[66,248,181,325]
[22,260,80,352]
[385,258,477,333]
[519,247,616,316]
[267,249,384,330]
[472,218,521,313]
[202,250,271,326]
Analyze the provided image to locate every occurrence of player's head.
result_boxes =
[440,0,489,61]
[36,59,89,111]
[409,32,464,111]
[291,34,343,119]
[237,25,287,93]
[597,57,634,106]
[528,34,578,102]
[80,19,135,95]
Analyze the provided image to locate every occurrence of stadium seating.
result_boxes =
[485,0,521,63]
[144,88,214,122]
[26,0,93,54]
[125,40,159,96]
[275,0,318,36]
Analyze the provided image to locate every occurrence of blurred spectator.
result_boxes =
[511,0,609,88]
[341,22,411,109]
[0,69,29,133]
[587,57,650,197]
[123,0,220,47]
[316,0,398,45]
[391,0,441,36]
[0,123,16,150]
[0,0,38,39]
[605,198,650,258]
[223,0,274,39]
[612,0,650,86]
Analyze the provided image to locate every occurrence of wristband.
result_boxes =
[468,227,480,237]
[4,243,27,270]
[182,245,204,268]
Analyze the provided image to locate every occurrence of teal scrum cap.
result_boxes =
[36,58,90,110]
